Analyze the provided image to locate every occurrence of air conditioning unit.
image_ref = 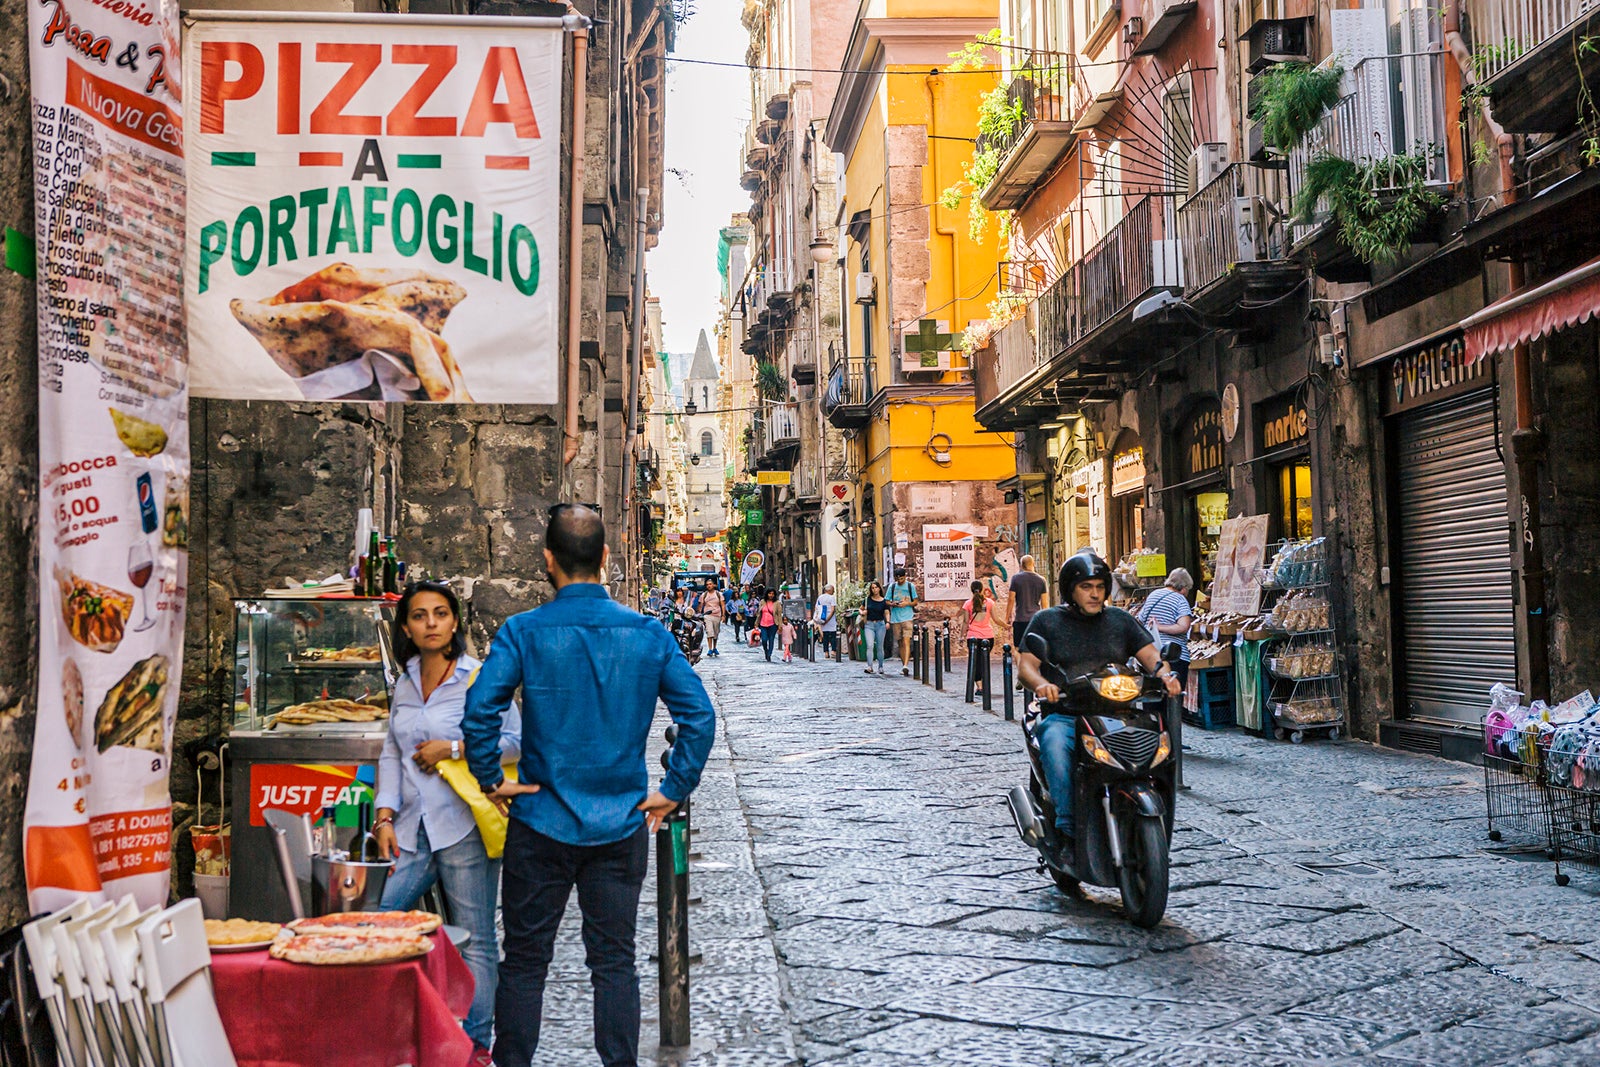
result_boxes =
[1245,18,1310,73]
[1121,16,1143,46]
[1232,196,1266,262]
[1186,143,1229,199]
[902,349,953,374]
[854,272,877,305]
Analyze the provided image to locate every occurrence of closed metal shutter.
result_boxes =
[1395,389,1516,724]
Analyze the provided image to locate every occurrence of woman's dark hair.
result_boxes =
[393,581,468,665]
[868,581,884,597]
[764,589,778,601]
[970,580,987,602]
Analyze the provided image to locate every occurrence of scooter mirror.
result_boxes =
[1024,632,1051,662]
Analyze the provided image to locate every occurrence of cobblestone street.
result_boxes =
[530,638,1600,1066]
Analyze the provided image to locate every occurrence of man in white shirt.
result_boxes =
[814,584,838,656]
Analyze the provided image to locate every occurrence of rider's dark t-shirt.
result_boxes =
[1023,604,1154,681]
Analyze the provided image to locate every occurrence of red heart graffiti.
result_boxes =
[830,484,849,500]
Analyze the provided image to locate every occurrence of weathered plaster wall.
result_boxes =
[0,0,42,924]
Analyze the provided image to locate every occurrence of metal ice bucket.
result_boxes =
[310,856,394,915]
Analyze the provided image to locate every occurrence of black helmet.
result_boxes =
[1058,550,1112,605]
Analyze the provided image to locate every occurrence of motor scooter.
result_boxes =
[1005,632,1176,927]
[657,604,705,666]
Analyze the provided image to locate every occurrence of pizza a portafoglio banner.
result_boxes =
[183,13,565,403]
[25,0,189,911]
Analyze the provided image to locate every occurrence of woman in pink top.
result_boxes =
[962,580,1001,696]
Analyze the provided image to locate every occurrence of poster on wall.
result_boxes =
[183,12,566,402]
[922,524,983,601]
[25,0,189,911]
[1210,515,1269,615]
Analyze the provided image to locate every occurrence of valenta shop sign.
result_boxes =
[184,13,565,402]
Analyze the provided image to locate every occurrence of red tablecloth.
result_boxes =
[212,930,474,1067]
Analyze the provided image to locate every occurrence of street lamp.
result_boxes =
[809,233,836,264]
[683,399,698,415]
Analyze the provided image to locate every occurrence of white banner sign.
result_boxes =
[26,0,189,911]
[183,14,565,402]
[922,524,981,602]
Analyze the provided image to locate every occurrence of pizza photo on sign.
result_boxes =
[229,263,474,402]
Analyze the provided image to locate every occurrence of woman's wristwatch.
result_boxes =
[450,740,461,760]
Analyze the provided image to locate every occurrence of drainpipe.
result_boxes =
[623,188,650,597]
[1445,0,1548,699]
[563,10,591,466]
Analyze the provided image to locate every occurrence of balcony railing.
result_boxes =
[1287,52,1449,244]
[823,356,874,428]
[978,50,1088,211]
[1464,0,1583,78]
[1074,194,1184,351]
[976,316,1039,412]
[1177,162,1291,297]
[998,258,1051,298]
[761,402,801,454]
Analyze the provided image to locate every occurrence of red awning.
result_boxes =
[1463,254,1600,363]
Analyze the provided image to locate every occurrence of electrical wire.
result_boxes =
[666,45,1143,78]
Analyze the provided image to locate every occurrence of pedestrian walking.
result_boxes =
[700,577,725,657]
[724,583,744,643]
[757,588,781,661]
[373,581,518,1056]
[1008,554,1048,688]
[1136,568,1195,686]
[780,615,797,662]
[462,504,715,1067]
[862,580,889,675]
[962,579,1001,698]
[814,584,838,656]
[888,567,919,676]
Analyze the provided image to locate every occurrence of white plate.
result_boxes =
[209,938,277,953]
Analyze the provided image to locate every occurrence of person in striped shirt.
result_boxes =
[1136,569,1195,684]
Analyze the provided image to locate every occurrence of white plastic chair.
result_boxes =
[97,906,160,1067]
[73,899,141,1067]
[136,901,236,1067]
[20,900,92,1067]
[54,901,118,1067]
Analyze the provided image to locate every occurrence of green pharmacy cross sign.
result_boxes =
[745,509,764,526]
[904,319,964,368]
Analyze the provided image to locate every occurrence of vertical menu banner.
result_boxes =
[25,0,189,910]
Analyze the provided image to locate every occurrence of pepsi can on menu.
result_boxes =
[136,473,158,534]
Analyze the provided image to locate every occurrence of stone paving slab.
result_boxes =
[522,638,1600,1065]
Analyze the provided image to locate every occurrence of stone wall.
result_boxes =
[0,0,42,924]
[887,479,1016,631]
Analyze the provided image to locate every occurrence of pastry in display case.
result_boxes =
[232,599,396,734]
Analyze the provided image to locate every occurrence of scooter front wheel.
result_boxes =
[1118,816,1170,928]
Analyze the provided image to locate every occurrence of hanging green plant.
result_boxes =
[756,360,788,400]
[1294,152,1444,265]
[1250,62,1345,152]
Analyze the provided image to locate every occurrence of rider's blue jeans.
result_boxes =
[1033,714,1076,836]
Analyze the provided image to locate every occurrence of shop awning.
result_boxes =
[1462,254,1600,363]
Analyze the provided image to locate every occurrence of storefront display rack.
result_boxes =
[1259,538,1345,743]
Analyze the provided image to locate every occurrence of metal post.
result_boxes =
[911,625,921,681]
[656,724,690,1048]
[942,622,952,674]
[934,633,943,690]
[980,639,993,713]
[809,623,818,662]
[964,638,976,704]
[1001,643,1015,721]
[656,808,690,1048]
[1167,692,1185,790]
[920,624,930,686]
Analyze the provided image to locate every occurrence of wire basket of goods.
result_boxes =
[1273,698,1340,725]
[1265,646,1336,679]
[1265,592,1329,633]
[1260,538,1330,589]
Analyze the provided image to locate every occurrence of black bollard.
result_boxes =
[921,624,931,686]
[809,623,818,662]
[911,625,922,681]
[965,637,977,704]
[942,622,952,674]
[980,639,993,712]
[1002,643,1015,721]
[934,634,943,690]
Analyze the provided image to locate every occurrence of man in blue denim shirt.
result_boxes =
[462,504,715,1067]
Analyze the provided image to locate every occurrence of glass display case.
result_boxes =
[232,598,396,734]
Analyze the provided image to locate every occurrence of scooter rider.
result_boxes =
[1016,550,1182,857]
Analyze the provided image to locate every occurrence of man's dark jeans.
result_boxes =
[493,820,649,1067]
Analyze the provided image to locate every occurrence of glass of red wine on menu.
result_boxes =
[128,542,156,632]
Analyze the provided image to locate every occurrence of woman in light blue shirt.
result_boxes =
[374,580,518,1054]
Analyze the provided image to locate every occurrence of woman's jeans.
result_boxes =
[1032,714,1077,837]
[863,620,888,668]
[760,624,778,660]
[381,822,501,1048]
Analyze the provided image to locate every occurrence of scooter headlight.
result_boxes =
[1151,731,1172,766]
[1082,732,1122,768]
[1091,673,1143,702]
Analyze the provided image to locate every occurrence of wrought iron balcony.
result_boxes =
[760,401,802,457]
[823,356,874,429]
[1176,162,1295,310]
[1464,0,1600,132]
[977,50,1084,212]
[1286,52,1450,247]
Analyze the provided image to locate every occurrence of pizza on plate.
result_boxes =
[287,910,442,937]
[205,918,282,946]
[269,931,433,966]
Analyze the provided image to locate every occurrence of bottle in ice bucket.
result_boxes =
[382,539,398,595]
[354,799,381,863]
[321,805,339,859]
